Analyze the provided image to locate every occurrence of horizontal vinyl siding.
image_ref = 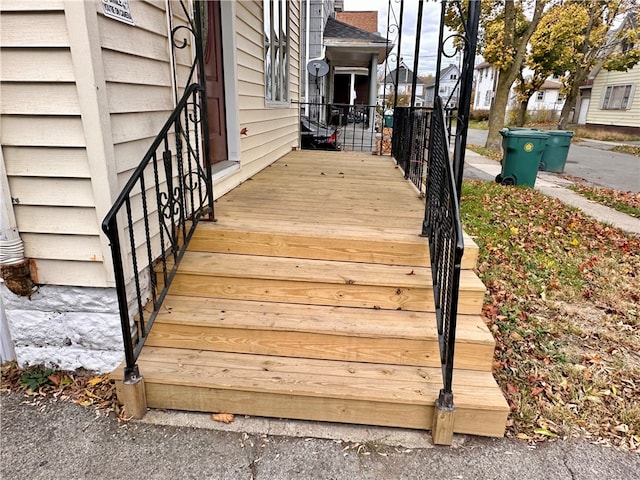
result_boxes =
[587,67,640,128]
[0,5,105,286]
[97,1,195,279]
[235,0,299,169]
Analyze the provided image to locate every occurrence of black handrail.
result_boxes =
[423,96,464,409]
[102,83,212,382]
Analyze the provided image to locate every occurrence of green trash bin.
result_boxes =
[539,130,574,173]
[496,129,549,187]
[384,114,393,128]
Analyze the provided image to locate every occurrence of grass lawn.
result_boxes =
[461,180,640,450]
[567,184,640,218]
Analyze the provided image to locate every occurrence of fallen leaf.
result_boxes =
[516,433,531,440]
[211,412,234,424]
[534,428,557,438]
[88,377,105,386]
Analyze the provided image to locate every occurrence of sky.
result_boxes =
[342,0,460,76]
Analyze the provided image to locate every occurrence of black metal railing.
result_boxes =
[297,102,380,153]
[102,83,212,382]
[391,106,432,193]
[423,96,465,410]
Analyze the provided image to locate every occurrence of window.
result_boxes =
[557,93,564,102]
[450,74,457,80]
[536,91,544,101]
[263,0,289,103]
[484,90,491,106]
[602,84,633,110]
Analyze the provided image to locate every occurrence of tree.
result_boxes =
[512,3,579,126]
[512,71,547,126]
[549,1,639,129]
[447,1,548,149]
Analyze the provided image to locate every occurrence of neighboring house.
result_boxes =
[323,16,390,107]
[425,64,461,108]
[508,78,566,119]
[581,12,640,134]
[300,0,337,105]
[379,62,425,106]
[584,65,639,133]
[474,61,498,110]
[336,10,379,34]
[0,0,300,372]
[300,3,390,114]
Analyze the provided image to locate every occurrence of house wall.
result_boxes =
[474,65,496,110]
[214,0,300,197]
[0,0,301,372]
[586,66,640,131]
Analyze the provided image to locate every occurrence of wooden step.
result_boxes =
[160,252,486,314]
[146,296,495,371]
[112,347,509,438]
[190,223,479,269]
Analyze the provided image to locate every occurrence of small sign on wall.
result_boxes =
[102,0,135,25]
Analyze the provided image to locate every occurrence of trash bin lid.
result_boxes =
[499,130,550,138]
[546,130,575,137]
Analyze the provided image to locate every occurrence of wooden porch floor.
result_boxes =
[113,150,509,439]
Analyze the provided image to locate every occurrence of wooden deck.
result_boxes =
[113,150,509,440]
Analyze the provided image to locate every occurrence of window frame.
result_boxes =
[601,84,634,110]
[263,0,290,107]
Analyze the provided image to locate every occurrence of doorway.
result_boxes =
[204,0,228,164]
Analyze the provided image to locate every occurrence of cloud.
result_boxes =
[343,0,456,75]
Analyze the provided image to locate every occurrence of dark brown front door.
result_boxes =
[204,0,227,164]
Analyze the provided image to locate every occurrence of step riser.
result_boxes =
[114,381,507,437]
[160,275,484,315]
[190,231,432,267]
[146,324,495,371]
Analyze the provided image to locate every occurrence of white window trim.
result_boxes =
[263,0,290,108]
[601,83,634,110]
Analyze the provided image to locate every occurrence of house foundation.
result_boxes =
[1,284,124,372]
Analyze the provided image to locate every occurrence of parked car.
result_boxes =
[300,116,341,150]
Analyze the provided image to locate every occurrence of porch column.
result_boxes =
[368,54,378,129]
[368,54,378,106]
[349,73,356,104]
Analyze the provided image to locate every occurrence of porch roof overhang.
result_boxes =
[324,39,392,68]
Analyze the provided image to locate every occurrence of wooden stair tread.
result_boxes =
[168,251,485,291]
[153,296,493,344]
[146,296,495,369]
[113,347,509,412]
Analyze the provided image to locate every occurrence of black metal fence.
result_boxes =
[391,107,432,194]
[422,96,465,409]
[101,83,213,382]
[297,102,380,153]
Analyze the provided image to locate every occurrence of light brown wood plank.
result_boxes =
[146,297,495,370]
[189,226,430,267]
[165,273,434,311]
[112,348,509,436]
[155,296,493,344]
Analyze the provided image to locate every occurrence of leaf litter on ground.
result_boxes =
[461,180,640,451]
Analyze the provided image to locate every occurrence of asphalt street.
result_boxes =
[465,129,640,193]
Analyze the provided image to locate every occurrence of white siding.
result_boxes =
[587,66,640,129]
[0,3,107,286]
[215,0,300,196]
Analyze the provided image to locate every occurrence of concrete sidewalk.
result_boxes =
[1,392,638,480]
[464,150,640,236]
